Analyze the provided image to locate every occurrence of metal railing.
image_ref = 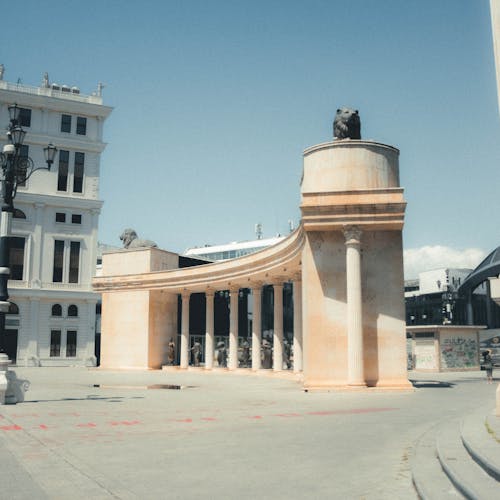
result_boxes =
[0,81,103,105]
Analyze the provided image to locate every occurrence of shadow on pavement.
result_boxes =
[410,380,456,388]
[24,395,145,403]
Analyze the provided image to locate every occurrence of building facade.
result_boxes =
[0,69,112,366]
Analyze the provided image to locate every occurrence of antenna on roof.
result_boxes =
[255,223,263,240]
[288,219,295,233]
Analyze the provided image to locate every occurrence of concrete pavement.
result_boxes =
[0,367,498,499]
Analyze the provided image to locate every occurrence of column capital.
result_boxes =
[205,288,215,298]
[343,225,362,245]
[228,285,240,294]
[181,289,191,299]
[250,281,263,292]
[271,280,285,289]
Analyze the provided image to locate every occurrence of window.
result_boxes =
[55,212,66,223]
[50,330,61,357]
[13,209,26,219]
[51,304,62,317]
[68,304,78,317]
[58,150,69,191]
[73,153,84,193]
[52,240,64,282]
[76,116,87,135]
[52,240,81,283]
[71,214,82,224]
[69,242,80,283]
[60,114,72,133]
[66,331,77,357]
[9,237,25,280]
[18,108,31,127]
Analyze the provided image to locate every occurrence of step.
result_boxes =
[411,425,464,499]
[436,419,499,500]
[461,408,500,481]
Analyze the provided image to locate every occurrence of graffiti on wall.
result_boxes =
[440,336,477,368]
[415,340,436,370]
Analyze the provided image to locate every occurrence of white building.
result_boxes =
[185,236,286,261]
[0,68,112,366]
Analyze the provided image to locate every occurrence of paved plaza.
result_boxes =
[0,367,498,499]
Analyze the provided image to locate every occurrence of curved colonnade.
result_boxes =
[95,139,412,390]
[95,226,305,373]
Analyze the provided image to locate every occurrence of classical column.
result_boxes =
[27,298,40,364]
[180,291,190,369]
[205,290,215,369]
[293,277,303,373]
[344,226,366,386]
[273,283,284,371]
[228,287,239,369]
[30,203,45,287]
[251,286,262,370]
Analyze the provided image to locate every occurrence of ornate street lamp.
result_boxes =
[0,103,57,360]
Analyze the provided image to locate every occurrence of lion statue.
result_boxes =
[119,228,157,249]
[333,108,361,140]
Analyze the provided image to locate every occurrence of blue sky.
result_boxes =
[1,0,499,277]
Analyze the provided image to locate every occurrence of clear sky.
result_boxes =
[1,0,499,278]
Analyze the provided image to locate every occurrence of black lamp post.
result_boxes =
[0,103,57,356]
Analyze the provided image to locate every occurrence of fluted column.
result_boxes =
[180,291,190,369]
[273,283,284,371]
[293,277,303,373]
[251,286,262,370]
[344,226,366,386]
[228,287,239,370]
[205,290,215,369]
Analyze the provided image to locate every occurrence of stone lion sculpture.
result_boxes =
[120,228,157,249]
[333,108,361,140]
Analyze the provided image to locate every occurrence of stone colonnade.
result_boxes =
[178,279,302,372]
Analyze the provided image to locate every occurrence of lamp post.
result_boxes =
[0,104,57,362]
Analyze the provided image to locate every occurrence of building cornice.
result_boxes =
[16,192,103,210]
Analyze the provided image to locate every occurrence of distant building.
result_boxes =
[0,69,112,366]
[185,236,286,261]
[405,268,489,327]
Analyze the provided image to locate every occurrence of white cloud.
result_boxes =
[403,246,487,280]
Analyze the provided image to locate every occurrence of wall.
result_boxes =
[439,330,479,370]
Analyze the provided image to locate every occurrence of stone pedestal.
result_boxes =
[0,353,10,404]
[0,353,29,404]
[300,140,412,391]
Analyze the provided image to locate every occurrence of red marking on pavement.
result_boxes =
[273,413,301,418]
[77,423,97,428]
[1,425,22,431]
[307,408,397,416]
[248,415,263,419]
[175,418,193,423]
[201,417,217,421]
[38,424,49,430]
[110,420,140,426]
